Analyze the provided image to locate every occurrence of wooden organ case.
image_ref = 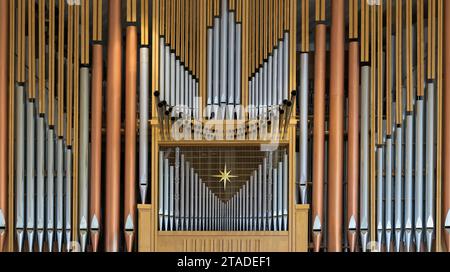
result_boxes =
[137,0,309,252]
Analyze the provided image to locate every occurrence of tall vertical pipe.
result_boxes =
[105,0,122,252]
[140,46,149,202]
[79,67,89,252]
[312,22,326,252]
[90,43,103,252]
[0,0,8,253]
[425,0,436,253]
[15,86,25,252]
[347,40,360,252]
[125,24,137,252]
[414,0,425,252]
[328,0,345,252]
[384,0,394,250]
[443,0,450,252]
[299,53,308,204]
[26,99,35,252]
[394,0,404,253]
[56,0,65,252]
[404,0,414,252]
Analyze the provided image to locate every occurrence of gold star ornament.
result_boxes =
[212,164,237,190]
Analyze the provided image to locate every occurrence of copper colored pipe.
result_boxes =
[443,0,450,252]
[90,44,103,252]
[124,25,137,253]
[105,0,122,252]
[347,41,360,252]
[328,0,345,252]
[0,0,9,253]
[312,23,326,253]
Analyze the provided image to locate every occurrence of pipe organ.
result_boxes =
[0,0,449,253]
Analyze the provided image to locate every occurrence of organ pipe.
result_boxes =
[105,0,122,252]
[347,0,359,253]
[312,0,326,253]
[328,0,344,252]
[0,0,447,254]
[90,0,103,252]
[0,0,9,253]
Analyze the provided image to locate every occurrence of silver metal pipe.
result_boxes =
[249,79,253,119]
[26,100,35,252]
[415,98,424,252]
[228,12,235,108]
[160,38,165,102]
[267,153,273,230]
[219,0,228,105]
[394,126,403,252]
[175,59,181,116]
[405,114,413,252]
[185,161,190,230]
[425,82,435,252]
[164,45,170,103]
[79,67,89,251]
[15,86,25,252]
[46,128,55,252]
[385,136,393,252]
[250,176,254,230]
[56,138,63,252]
[263,158,267,230]
[36,116,45,252]
[299,53,309,204]
[184,70,190,117]
[254,171,258,231]
[202,181,206,230]
[262,63,268,116]
[283,153,288,231]
[283,33,289,101]
[169,165,175,231]
[360,66,370,251]
[207,28,213,118]
[277,41,283,105]
[255,72,259,118]
[180,66,185,118]
[194,173,198,231]
[377,147,384,252]
[174,149,180,230]
[244,184,248,230]
[213,18,220,106]
[273,168,278,231]
[258,165,262,230]
[271,47,282,108]
[158,151,164,230]
[278,161,283,230]
[170,52,176,113]
[140,47,149,203]
[259,67,264,117]
[235,23,242,108]
[163,158,169,231]
[190,168,194,230]
[268,54,273,110]
[180,155,185,231]
[65,148,72,252]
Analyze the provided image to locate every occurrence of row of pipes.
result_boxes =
[158,148,289,232]
[305,0,450,252]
